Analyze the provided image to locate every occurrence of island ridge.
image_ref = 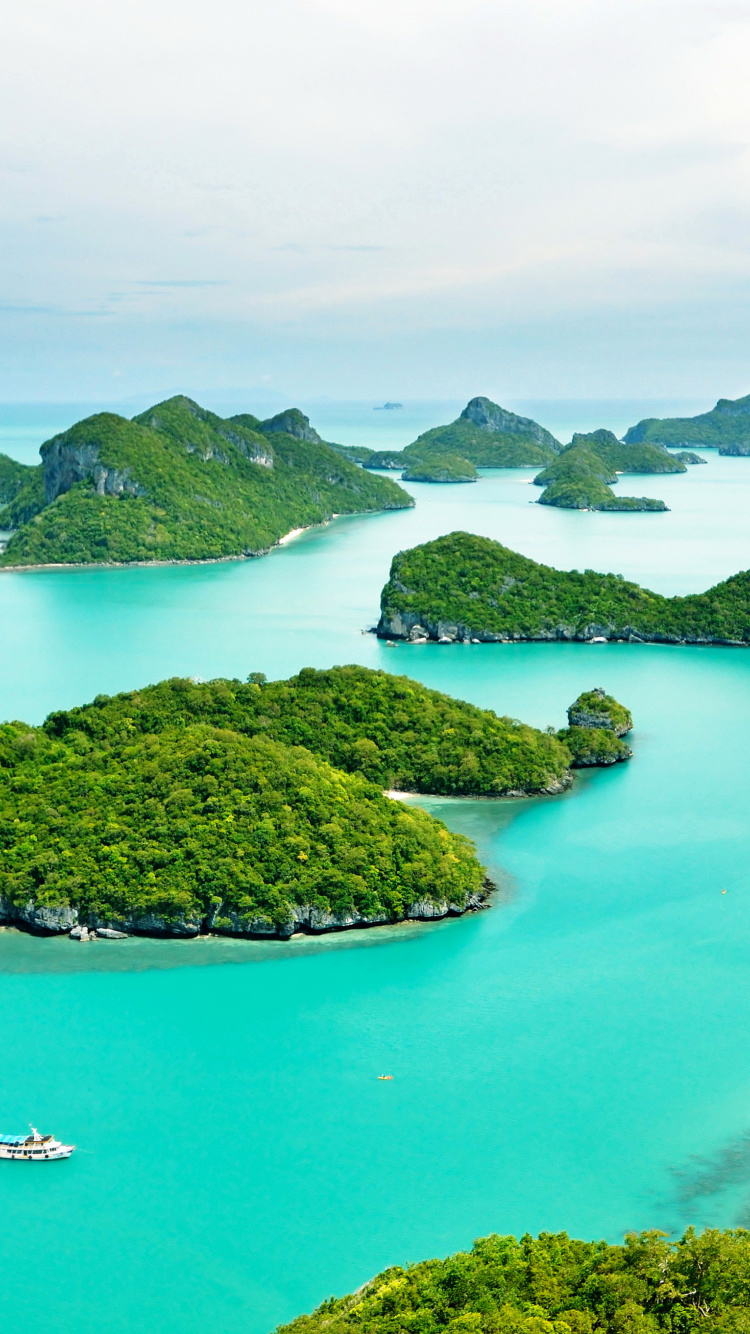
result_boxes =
[377,532,750,644]
[0,397,412,568]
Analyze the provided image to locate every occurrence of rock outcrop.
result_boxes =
[259,409,323,444]
[42,429,147,504]
[0,883,494,940]
[460,397,559,450]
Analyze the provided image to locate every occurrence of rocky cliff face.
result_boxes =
[260,409,323,444]
[460,397,559,449]
[0,884,493,940]
[41,435,146,505]
[377,608,747,647]
[567,687,632,735]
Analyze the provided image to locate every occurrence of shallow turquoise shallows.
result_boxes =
[1,433,750,1334]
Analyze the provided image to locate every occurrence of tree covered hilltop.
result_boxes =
[532,428,691,512]
[625,391,750,453]
[378,533,750,645]
[276,1227,750,1334]
[358,397,563,476]
[0,398,412,568]
[0,667,630,937]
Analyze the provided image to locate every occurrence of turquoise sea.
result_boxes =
[1,401,750,1334]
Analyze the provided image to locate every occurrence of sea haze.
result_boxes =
[0,395,713,462]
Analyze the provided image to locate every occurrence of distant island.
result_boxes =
[353,399,700,508]
[277,1227,750,1334]
[374,402,403,410]
[360,397,562,474]
[0,398,412,569]
[0,666,630,937]
[402,453,478,483]
[532,427,692,511]
[624,390,750,453]
[377,531,750,643]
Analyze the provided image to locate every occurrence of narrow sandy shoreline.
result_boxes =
[0,520,322,574]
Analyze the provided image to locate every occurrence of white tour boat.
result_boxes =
[0,1127,74,1161]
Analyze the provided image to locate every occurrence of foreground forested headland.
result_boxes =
[378,533,750,645]
[277,1227,750,1334]
[0,667,629,937]
[0,398,411,568]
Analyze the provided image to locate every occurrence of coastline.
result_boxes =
[0,512,353,574]
[0,879,496,942]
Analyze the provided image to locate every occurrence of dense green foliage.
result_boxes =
[277,1227,750,1334]
[364,451,411,470]
[538,478,668,512]
[3,465,46,526]
[567,689,632,735]
[403,418,556,468]
[557,725,632,766]
[44,666,573,797]
[0,453,35,509]
[362,399,561,480]
[535,448,618,489]
[565,430,686,475]
[378,532,750,643]
[327,443,378,464]
[533,431,679,511]
[402,454,479,483]
[0,717,482,929]
[0,398,411,567]
[624,393,750,449]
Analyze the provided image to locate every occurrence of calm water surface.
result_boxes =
[1,413,750,1334]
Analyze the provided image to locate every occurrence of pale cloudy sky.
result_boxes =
[3,0,750,401]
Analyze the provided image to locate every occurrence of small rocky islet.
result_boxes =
[0,666,631,941]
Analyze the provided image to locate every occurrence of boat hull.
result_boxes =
[0,1144,74,1160]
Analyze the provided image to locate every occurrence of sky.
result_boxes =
[3,0,750,402]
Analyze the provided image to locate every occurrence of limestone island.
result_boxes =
[531,428,694,510]
[0,666,628,939]
[557,688,633,765]
[355,396,563,479]
[377,531,750,644]
[401,453,478,483]
[277,1227,750,1334]
[0,399,412,569]
[624,389,750,453]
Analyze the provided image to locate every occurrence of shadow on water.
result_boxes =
[666,1130,750,1230]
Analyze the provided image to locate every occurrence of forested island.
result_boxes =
[624,390,750,452]
[0,666,630,937]
[357,398,562,476]
[377,532,750,643]
[402,454,479,483]
[277,1227,750,1334]
[558,688,632,765]
[531,428,700,511]
[0,398,411,568]
[350,400,699,507]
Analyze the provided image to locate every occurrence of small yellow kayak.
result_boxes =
[378,1075,393,1081]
